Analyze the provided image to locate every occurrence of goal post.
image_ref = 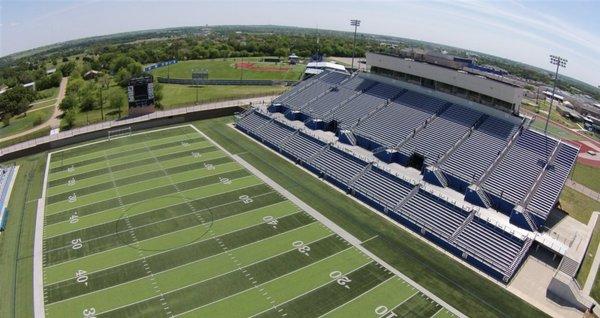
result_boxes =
[107,126,132,141]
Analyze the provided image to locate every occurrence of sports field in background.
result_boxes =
[39,125,459,317]
[151,57,306,81]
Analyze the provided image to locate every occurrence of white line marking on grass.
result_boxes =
[95,235,344,316]
[101,150,173,317]
[140,134,284,317]
[316,276,404,318]
[45,165,246,211]
[222,125,468,318]
[45,203,301,273]
[43,190,280,255]
[247,261,373,318]
[44,180,266,239]
[171,246,355,318]
[49,150,229,197]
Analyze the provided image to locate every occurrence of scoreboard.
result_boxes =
[127,75,155,108]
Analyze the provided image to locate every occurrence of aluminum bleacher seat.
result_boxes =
[254,120,296,147]
[401,105,482,164]
[354,96,442,149]
[442,116,518,182]
[236,111,271,133]
[310,147,368,185]
[352,166,413,210]
[398,189,470,239]
[454,216,525,276]
[484,129,558,204]
[527,142,579,219]
[320,71,351,85]
[341,76,375,91]
[303,87,357,119]
[284,81,334,111]
[281,132,327,162]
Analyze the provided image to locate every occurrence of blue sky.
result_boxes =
[1,1,598,86]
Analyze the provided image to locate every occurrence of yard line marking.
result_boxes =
[44,206,302,271]
[44,210,308,276]
[43,190,282,253]
[361,235,379,245]
[169,247,357,318]
[140,135,286,316]
[91,234,348,315]
[48,141,214,181]
[50,138,209,173]
[47,151,230,196]
[48,148,227,188]
[246,261,374,318]
[101,149,172,317]
[46,166,246,210]
[316,276,399,318]
[48,125,199,162]
[44,181,270,237]
[44,173,259,218]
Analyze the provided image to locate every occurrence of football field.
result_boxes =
[38,124,459,317]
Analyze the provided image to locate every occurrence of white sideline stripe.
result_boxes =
[46,162,243,209]
[48,146,224,190]
[44,172,256,215]
[44,204,302,270]
[47,221,320,290]
[316,276,399,318]
[228,125,468,318]
[171,247,359,318]
[43,195,282,257]
[44,187,277,240]
[97,234,352,316]
[245,262,373,318]
[47,226,332,306]
[49,136,208,173]
[44,179,264,237]
[34,155,51,318]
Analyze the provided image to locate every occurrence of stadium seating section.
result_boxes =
[0,166,16,231]
[236,70,578,282]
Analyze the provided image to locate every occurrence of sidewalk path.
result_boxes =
[566,179,600,201]
[0,77,68,143]
[583,212,600,295]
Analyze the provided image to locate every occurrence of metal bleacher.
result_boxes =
[236,108,533,282]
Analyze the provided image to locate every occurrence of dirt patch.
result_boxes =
[234,62,291,73]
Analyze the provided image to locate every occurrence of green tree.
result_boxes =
[115,68,132,87]
[108,87,127,118]
[153,83,164,110]
[63,109,77,129]
[59,95,79,112]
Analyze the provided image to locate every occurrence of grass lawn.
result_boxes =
[29,99,57,111]
[529,118,584,141]
[36,87,59,101]
[0,127,50,149]
[571,162,600,193]
[0,107,54,139]
[558,187,600,224]
[194,116,547,318]
[160,84,287,109]
[0,152,47,318]
[593,269,600,302]
[576,221,600,289]
[151,57,305,81]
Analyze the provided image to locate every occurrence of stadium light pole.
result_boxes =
[350,19,361,72]
[544,54,567,158]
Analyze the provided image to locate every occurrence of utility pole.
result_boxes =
[544,55,567,158]
[350,19,361,72]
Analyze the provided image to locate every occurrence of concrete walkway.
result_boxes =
[0,77,68,143]
[566,179,600,201]
[583,212,600,295]
[191,125,467,318]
